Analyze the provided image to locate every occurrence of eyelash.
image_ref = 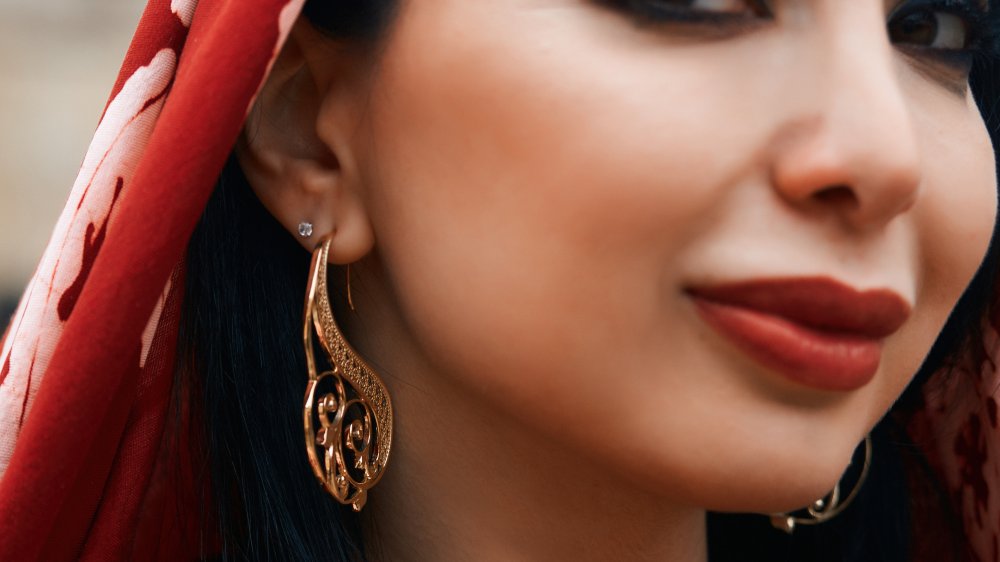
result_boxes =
[608,0,770,28]
[608,0,1000,62]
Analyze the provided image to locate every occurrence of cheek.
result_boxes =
[360,5,756,415]
[881,101,997,410]
[914,105,996,351]
[363,3,780,261]
[363,4,770,333]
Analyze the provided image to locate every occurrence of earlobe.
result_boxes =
[235,18,376,263]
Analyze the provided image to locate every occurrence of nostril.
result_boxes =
[813,185,859,210]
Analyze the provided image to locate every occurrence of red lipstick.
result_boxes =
[686,277,911,391]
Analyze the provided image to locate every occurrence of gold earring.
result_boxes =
[302,236,393,511]
[769,434,872,534]
[346,263,356,312]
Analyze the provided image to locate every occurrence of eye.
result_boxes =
[888,7,971,50]
[614,0,773,21]
[666,0,769,15]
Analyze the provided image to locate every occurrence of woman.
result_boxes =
[0,0,998,560]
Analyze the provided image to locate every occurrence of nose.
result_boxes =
[769,12,922,232]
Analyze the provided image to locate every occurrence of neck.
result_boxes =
[361,371,707,562]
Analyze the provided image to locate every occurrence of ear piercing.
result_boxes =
[298,222,314,238]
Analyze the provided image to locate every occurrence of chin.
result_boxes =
[622,422,868,515]
[696,441,865,515]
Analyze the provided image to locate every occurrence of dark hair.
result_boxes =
[178,8,395,562]
[178,2,1000,560]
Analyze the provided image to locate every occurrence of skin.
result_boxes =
[239,0,998,559]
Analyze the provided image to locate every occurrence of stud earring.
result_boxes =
[769,434,873,533]
[302,235,393,511]
[298,222,314,238]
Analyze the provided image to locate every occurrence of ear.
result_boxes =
[237,18,375,264]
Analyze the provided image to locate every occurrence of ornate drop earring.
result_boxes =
[769,434,872,533]
[302,235,393,511]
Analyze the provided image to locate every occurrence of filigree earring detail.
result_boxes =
[769,434,872,533]
[303,236,393,511]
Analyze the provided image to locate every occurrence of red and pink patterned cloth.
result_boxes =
[0,1,997,560]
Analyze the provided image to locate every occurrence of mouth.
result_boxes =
[685,277,912,392]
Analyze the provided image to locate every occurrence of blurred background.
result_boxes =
[0,0,144,323]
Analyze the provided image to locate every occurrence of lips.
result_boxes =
[686,277,911,391]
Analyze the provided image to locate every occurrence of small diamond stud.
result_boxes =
[298,222,314,238]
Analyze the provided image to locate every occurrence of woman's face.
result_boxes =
[343,0,997,511]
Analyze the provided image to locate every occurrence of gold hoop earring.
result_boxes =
[769,434,872,534]
[346,263,356,312]
[303,236,393,511]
